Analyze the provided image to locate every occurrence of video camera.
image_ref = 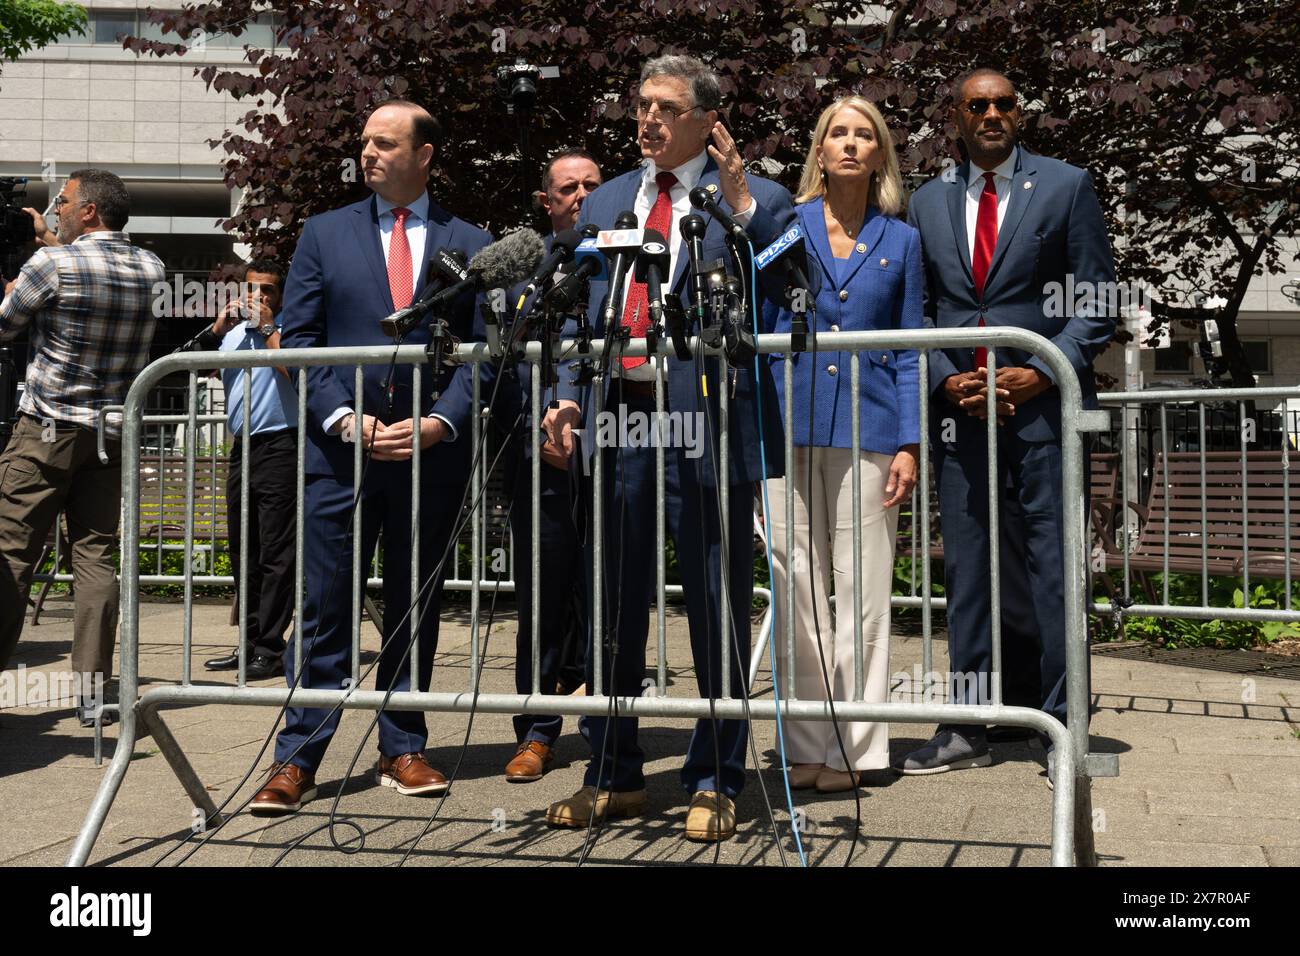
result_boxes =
[1,177,37,281]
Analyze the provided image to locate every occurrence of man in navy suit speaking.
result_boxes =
[251,100,492,814]
[540,55,793,841]
[901,70,1116,778]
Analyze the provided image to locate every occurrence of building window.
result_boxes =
[63,12,279,49]
[1243,340,1271,374]
[1154,340,1195,374]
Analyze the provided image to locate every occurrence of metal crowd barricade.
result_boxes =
[1091,385,1300,629]
[68,327,1104,867]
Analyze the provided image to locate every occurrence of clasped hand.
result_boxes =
[340,414,445,460]
[944,367,1051,423]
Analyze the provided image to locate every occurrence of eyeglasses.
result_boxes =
[962,96,1019,115]
[52,195,89,209]
[634,98,699,123]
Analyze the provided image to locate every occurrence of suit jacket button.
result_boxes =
[827,364,838,376]
[880,353,889,363]
[839,290,848,301]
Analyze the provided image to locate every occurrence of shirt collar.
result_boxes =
[969,146,1019,188]
[644,150,709,194]
[73,231,129,243]
[375,191,430,223]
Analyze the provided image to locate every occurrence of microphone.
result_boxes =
[756,223,813,351]
[544,235,606,311]
[600,210,640,328]
[755,223,812,293]
[521,228,582,301]
[379,248,469,339]
[633,228,671,329]
[421,227,546,313]
[680,214,709,320]
[689,186,746,239]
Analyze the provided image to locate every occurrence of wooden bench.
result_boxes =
[138,453,230,573]
[895,451,1126,564]
[1101,451,1300,598]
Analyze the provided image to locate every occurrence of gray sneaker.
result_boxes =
[895,728,991,775]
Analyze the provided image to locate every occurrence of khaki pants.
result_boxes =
[768,446,899,771]
[0,414,122,687]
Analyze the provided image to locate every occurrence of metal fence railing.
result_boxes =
[1090,386,1300,629]
[68,327,1106,867]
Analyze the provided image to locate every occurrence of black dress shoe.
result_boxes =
[204,651,240,671]
[245,653,285,680]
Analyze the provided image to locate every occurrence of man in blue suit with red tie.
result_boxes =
[251,100,492,814]
[539,55,792,841]
[900,70,1116,780]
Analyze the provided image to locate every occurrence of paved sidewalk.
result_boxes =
[1,597,1297,867]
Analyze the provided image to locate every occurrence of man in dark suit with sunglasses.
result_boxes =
[901,69,1116,783]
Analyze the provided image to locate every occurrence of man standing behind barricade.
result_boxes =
[0,169,165,727]
[499,149,602,784]
[540,55,792,841]
[249,100,492,816]
[900,69,1116,782]
[173,259,295,681]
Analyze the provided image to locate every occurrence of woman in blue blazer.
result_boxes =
[763,95,922,792]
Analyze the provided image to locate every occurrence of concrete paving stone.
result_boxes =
[1118,750,1300,774]
[1091,711,1293,739]
[1173,736,1300,756]
[1094,770,1233,794]
[1228,772,1300,793]
[1082,809,1300,847]
[1145,790,1300,819]
[1100,841,1270,867]
[1262,846,1300,866]
[8,600,1300,866]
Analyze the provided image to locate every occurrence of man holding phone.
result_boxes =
[175,259,296,680]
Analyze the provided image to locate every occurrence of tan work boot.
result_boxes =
[685,790,736,842]
[546,786,645,828]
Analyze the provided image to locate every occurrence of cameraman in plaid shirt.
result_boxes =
[0,169,164,726]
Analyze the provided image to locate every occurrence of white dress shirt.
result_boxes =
[615,151,756,380]
[963,146,1018,266]
[324,190,457,440]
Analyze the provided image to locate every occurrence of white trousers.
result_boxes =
[767,446,898,771]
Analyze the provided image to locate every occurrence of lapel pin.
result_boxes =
[705,183,718,194]
[1024,181,1033,189]
[879,257,888,266]
[855,242,866,253]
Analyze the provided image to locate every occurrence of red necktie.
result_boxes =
[620,171,677,370]
[971,171,997,370]
[388,206,413,311]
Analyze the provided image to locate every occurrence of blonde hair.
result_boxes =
[795,96,906,216]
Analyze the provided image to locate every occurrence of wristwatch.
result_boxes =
[257,321,276,337]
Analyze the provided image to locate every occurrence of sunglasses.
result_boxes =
[962,96,1019,115]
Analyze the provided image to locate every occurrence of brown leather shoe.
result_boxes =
[376,752,449,796]
[250,763,316,816]
[546,786,645,827]
[505,741,553,783]
[685,790,736,842]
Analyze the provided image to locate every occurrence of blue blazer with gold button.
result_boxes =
[761,198,922,455]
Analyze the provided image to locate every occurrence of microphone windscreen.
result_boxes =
[614,210,638,229]
[680,214,707,240]
[471,228,546,289]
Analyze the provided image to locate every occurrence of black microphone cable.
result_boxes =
[275,290,548,865]
[689,264,789,867]
[155,347,402,866]
[164,293,514,865]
